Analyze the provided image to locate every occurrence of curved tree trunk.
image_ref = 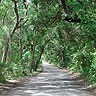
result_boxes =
[35,39,50,71]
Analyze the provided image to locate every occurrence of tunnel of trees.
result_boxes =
[0,0,96,86]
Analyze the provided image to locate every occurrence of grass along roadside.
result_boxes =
[0,66,43,95]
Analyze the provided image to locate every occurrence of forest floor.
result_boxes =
[0,63,95,96]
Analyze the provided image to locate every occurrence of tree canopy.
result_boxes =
[0,0,96,85]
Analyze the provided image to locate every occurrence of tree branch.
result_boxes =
[60,0,68,15]
[64,16,81,23]
[35,39,50,68]
[23,0,28,9]
[77,0,83,5]
[10,0,26,37]
[60,0,82,23]
[17,19,28,29]
[12,0,19,23]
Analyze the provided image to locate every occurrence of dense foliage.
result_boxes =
[0,0,96,86]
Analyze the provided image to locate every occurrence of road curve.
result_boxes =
[2,62,92,96]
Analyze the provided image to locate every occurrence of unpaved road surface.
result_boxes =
[2,63,92,96]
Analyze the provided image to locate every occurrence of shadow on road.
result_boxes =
[2,63,92,96]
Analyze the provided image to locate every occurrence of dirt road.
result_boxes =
[2,63,92,96]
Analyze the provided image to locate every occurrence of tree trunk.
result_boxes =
[35,40,50,71]
[19,38,23,59]
[35,45,44,71]
[30,41,35,73]
[1,38,10,63]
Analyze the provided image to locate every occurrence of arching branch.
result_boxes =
[64,16,81,23]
